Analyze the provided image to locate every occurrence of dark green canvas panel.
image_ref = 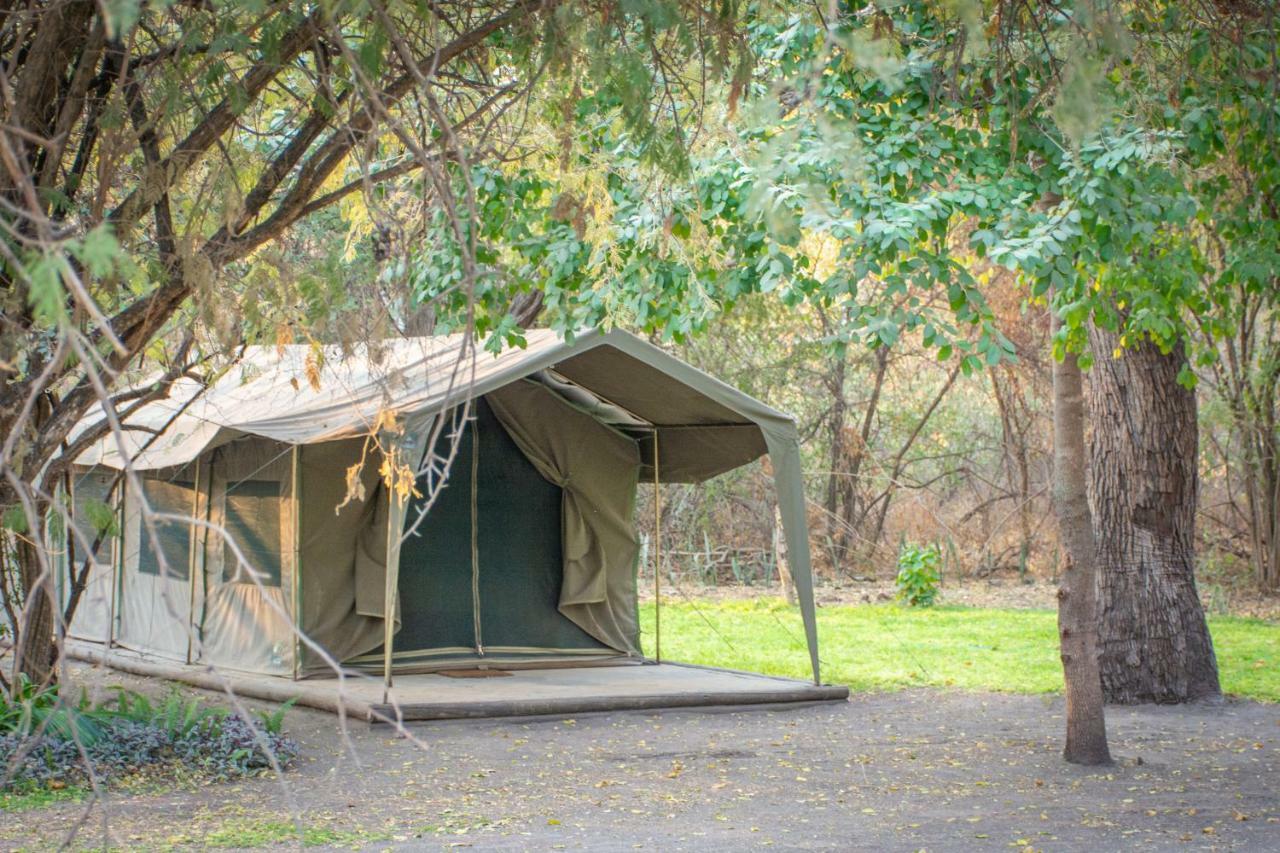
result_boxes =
[223,480,283,586]
[137,478,194,580]
[473,400,605,652]
[393,417,477,652]
[388,399,607,659]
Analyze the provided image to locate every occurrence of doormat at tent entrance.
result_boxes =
[439,669,514,678]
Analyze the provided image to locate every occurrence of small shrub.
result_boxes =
[254,698,297,735]
[174,714,299,779]
[1,686,298,792]
[109,688,227,737]
[895,542,942,607]
[0,675,105,745]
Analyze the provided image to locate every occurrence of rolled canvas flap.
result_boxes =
[296,439,389,672]
[558,492,602,596]
[486,380,641,653]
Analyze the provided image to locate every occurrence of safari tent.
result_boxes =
[62,329,845,719]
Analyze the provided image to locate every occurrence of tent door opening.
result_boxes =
[386,398,610,668]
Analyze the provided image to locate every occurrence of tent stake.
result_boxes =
[653,430,660,664]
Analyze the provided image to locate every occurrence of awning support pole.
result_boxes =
[185,458,201,665]
[107,478,124,650]
[470,414,483,657]
[653,430,661,664]
[381,494,404,705]
[381,442,409,706]
[290,445,302,680]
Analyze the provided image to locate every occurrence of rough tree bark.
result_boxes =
[1051,336,1112,765]
[13,528,56,687]
[1087,329,1221,704]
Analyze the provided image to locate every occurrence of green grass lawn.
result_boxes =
[638,598,1280,702]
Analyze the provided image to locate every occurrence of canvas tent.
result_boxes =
[63,329,822,687]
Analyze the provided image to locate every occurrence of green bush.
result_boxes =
[895,542,942,607]
[1,683,299,792]
[0,674,105,744]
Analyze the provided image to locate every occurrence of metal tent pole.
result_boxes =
[470,415,483,657]
[185,459,201,665]
[378,481,404,701]
[107,480,121,650]
[290,445,302,680]
[381,439,410,705]
[653,430,661,664]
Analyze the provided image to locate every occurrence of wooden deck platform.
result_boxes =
[68,644,849,722]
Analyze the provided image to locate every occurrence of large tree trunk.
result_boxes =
[13,531,57,687]
[1087,330,1221,704]
[1052,341,1112,766]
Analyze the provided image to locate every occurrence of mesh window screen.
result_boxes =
[223,480,283,587]
[137,479,193,579]
[72,471,114,563]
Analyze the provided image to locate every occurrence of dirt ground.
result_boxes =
[4,662,1279,851]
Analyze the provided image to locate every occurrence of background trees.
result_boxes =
[306,3,1277,731]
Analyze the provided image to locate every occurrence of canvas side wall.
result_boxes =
[296,438,387,674]
[197,438,297,675]
[115,462,203,663]
[62,467,119,644]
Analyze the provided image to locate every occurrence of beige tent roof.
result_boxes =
[72,329,796,481]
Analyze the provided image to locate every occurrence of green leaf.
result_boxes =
[26,254,66,326]
[358,26,389,77]
[2,505,30,534]
[101,0,140,39]
[80,499,119,539]
[74,226,122,278]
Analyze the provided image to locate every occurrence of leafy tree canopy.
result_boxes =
[415,1,1275,384]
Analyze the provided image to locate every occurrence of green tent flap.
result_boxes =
[378,397,617,664]
[487,381,641,654]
